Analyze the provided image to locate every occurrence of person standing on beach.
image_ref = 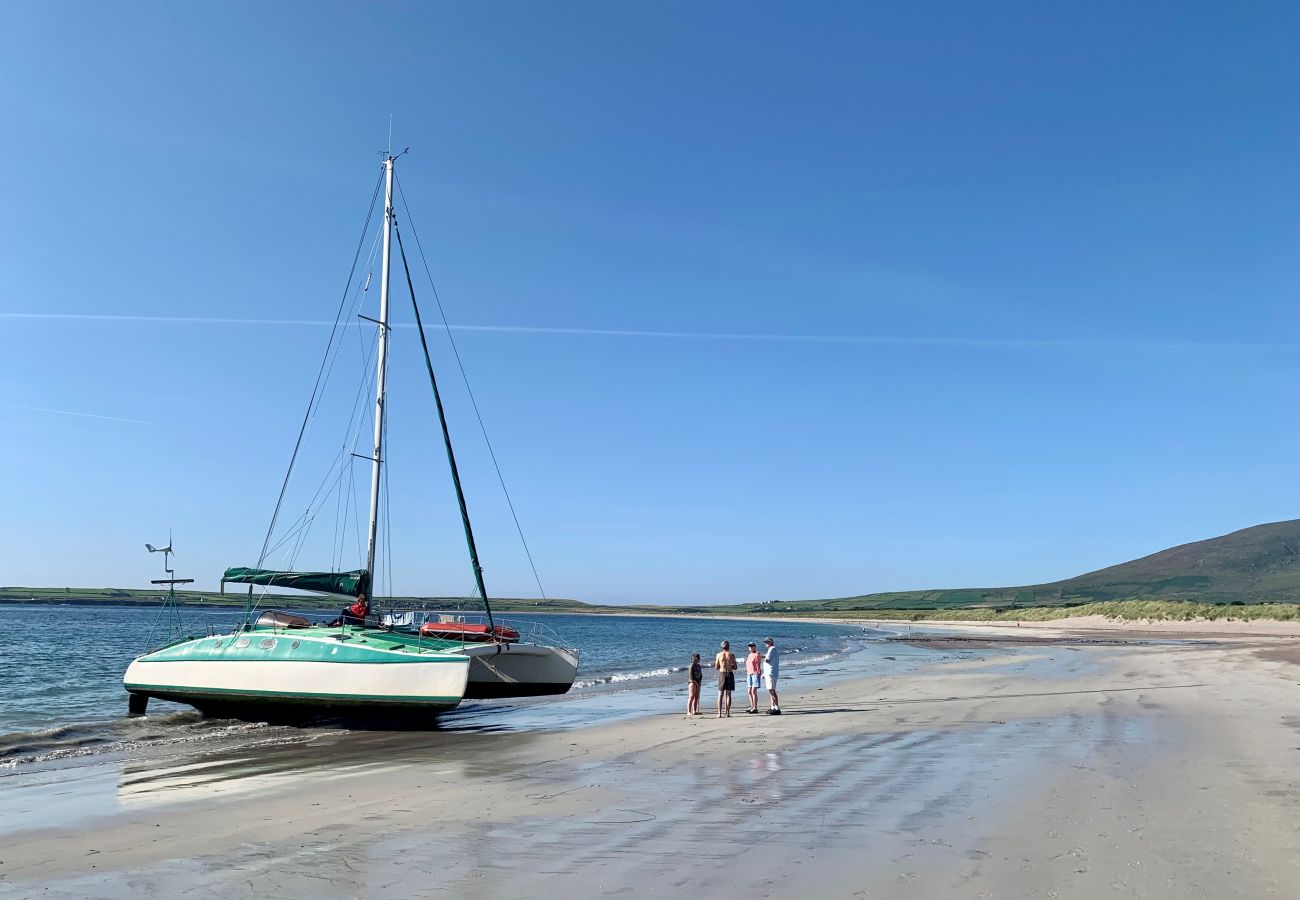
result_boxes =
[744,642,763,714]
[714,640,737,718]
[687,653,703,716]
[762,637,781,714]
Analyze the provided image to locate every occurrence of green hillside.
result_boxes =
[1047,519,1300,603]
[750,519,1300,614]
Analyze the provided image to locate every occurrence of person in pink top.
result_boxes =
[744,641,763,714]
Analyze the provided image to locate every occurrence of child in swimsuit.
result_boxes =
[687,653,702,716]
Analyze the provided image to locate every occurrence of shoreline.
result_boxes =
[3,626,1298,897]
[6,595,1300,630]
[532,608,1300,642]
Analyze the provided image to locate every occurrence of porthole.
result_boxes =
[234,637,251,649]
[258,638,276,650]
[291,640,301,649]
[213,640,222,649]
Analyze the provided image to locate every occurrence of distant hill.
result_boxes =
[4,521,1297,614]
[757,520,1300,614]
[1045,519,1300,604]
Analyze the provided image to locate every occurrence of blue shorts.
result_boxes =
[747,673,762,688]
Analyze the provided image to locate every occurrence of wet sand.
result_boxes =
[3,635,1299,898]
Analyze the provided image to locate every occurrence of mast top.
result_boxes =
[364,148,398,587]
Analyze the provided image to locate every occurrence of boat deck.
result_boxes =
[258,625,477,654]
[138,624,483,665]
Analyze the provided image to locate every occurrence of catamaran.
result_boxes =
[123,152,578,722]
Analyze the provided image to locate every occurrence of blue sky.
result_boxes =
[1,1,1296,603]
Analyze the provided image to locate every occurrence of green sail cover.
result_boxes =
[221,567,368,597]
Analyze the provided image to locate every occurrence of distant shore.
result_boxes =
[4,593,1300,637]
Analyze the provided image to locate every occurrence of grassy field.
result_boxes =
[0,586,592,612]
[776,600,1300,623]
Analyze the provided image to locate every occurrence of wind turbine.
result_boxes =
[145,532,190,585]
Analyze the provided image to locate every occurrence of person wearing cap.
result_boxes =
[762,637,781,715]
[743,642,763,714]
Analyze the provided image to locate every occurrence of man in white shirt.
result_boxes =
[762,637,781,715]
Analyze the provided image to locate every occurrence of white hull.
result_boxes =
[124,642,470,716]
[456,642,579,698]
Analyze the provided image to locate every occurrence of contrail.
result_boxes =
[0,313,330,327]
[0,311,1292,350]
[0,403,149,425]
[442,323,1298,351]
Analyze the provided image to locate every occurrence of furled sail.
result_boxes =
[221,567,369,597]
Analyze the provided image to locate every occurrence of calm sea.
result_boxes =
[0,603,915,772]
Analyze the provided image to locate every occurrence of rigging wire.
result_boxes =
[393,175,549,600]
[324,300,384,572]
[324,304,384,570]
[254,170,384,573]
[394,220,494,634]
[244,178,385,619]
[335,452,351,572]
[264,348,374,562]
[260,225,385,573]
[298,232,385,557]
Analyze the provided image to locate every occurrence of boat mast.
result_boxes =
[364,155,396,589]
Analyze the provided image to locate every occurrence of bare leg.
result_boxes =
[725,690,732,716]
[769,687,780,711]
[717,689,724,718]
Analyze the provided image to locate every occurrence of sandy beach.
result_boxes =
[4,627,1299,899]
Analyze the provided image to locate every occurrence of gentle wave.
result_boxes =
[784,651,837,667]
[570,640,856,689]
[574,665,687,688]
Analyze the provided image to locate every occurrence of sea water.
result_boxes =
[0,603,922,773]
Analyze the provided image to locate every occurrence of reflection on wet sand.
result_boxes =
[117,726,536,808]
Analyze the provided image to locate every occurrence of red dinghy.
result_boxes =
[419,621,520,643]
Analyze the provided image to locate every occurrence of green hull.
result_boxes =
[124,624,472,723]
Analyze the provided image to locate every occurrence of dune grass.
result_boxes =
[805,600,1300,623]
